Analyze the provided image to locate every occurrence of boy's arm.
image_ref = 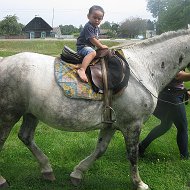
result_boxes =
[90,37,108,49]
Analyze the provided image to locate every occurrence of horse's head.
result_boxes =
[121,29,190,93]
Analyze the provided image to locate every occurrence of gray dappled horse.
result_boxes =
[1,30,190,190]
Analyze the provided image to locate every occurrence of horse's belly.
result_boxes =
[41,113,104,132]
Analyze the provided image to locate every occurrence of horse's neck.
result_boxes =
[122,32,190,94]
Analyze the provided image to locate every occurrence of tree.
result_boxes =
[111,22,120,37]
[147,20,155,30]
[100,21,120,38]
[59,25,79,35]
[100,21,112,30]
[119,17,147,38]
[0,15,24,36]
[147,0,190,34]
[165,0,190,30]
[78,24,83,32]
[147,0,168,18]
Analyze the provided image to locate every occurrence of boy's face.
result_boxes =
[88,10,104,27]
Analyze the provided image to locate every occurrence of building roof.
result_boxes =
[23,17,53,31]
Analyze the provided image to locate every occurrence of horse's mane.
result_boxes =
[120,29,190,49]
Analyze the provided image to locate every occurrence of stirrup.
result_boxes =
[101,105,117,124]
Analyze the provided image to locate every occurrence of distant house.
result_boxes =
[51,27,62,38]
[23,16,53,39]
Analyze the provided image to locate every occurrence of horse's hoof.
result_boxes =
[70,170,82,186]
[42,172,56,182]
[70,177,81,186]
[137,182,149,190]
[0,181,9,189]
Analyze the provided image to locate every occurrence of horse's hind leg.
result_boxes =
[121,121,149,190]
[70,127,115,186]
[18,113,55,181]
[0,122,16,188]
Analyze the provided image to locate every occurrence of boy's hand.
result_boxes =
[90,38,108,49]
[100,45,108,49]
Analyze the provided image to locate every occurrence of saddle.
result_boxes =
[61,46,83,64]
[61,46,130,94]
[60,46,130,124]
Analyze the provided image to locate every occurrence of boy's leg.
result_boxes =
[77,47,96,82]
[77,51,96,82]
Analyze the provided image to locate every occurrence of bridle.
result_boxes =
[129,66,189,106]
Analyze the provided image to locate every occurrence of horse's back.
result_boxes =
[0,52,54,71]
[0,52,55,88]
[0,52,56,116]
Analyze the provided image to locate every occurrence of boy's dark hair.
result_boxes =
[89,5,105,15]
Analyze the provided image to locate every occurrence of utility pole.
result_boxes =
[52,8,54,28]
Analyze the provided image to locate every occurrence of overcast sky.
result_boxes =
[0,0,153,27]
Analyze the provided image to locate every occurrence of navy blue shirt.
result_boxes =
[76,22,100,51]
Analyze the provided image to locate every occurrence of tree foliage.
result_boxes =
[78,24,83,32]
[0,15,24,35]
[147,0,168,18]
[59,24,79,35]
[100,21,119,38]
[147,0,190,34]
[100,21,112,30]
[119,17,147,38]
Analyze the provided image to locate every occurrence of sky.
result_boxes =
[0,0,153,27]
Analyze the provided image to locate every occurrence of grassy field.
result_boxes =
[0,39,118,57]
[1,39,190,190]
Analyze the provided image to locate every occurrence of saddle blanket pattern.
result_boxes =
[54,58,103,100]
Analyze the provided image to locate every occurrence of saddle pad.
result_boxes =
[54,58,103,100]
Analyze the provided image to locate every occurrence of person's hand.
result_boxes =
[187,91,190,97]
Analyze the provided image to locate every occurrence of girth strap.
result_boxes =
[101,57,116,125]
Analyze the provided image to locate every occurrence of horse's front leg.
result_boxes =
[121,121,149,190]
[18,113,55,181]
[70,126,116,186]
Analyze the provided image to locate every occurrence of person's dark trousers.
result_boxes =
[139,91,189,158]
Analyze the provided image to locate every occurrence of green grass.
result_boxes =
[1,39,190,190]
[0,39,118,57]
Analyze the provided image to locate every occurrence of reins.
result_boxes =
[129,66,189,106]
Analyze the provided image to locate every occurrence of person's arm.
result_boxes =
[175,71,190,81]
[90,37,108,49]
